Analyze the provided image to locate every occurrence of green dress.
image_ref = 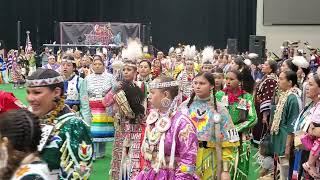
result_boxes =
[40,108,93,180]
[270,94,300,156]
[216,91,257,179]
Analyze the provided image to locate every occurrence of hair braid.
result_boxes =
[212,88,218,111]
[0,109,42,179]
[187,92,196,108]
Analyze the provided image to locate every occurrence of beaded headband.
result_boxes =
[149,81,180,89]
[123,60,137,68]
[124,62,137,68]
[61,58,76,64]
[26,76,64,87]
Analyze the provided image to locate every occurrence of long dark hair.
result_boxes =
[122,80,145,123]
[232,57,255,93]
[187,72,217,111]
[229,69,255,94]
[282,70,298,88]
[0,109,42,179]
[283,59,298,72]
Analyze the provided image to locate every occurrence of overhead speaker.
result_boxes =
[249,35,266,65]
[227,39,238,55]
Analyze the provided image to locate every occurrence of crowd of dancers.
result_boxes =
[0,39,320,180]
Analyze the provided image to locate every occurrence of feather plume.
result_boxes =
[292,56,309,68]
[183,45,197,60]
[201,46,214,64]
[168,47,175,55]
[248,53,259,59]
[121,38,143,63]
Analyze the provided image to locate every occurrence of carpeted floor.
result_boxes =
[0,83,260,180]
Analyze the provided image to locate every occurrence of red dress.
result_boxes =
[0,91,23,113]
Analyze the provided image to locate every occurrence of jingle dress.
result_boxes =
[180,97,240,179]
[216,88,257,179]
[81,72,117,158]
[106,81,145,180]
[40,107,93,180]
[136,111,199,180]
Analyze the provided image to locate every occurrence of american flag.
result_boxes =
[25,31,32,54]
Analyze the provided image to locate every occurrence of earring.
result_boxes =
[160,97,171,108]
[0,144,8,169]
[53,96,60,103]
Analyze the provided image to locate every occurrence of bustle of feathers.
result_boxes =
[248,53,259,59]
[111,59,124,70]
[201,46,214,64]
[292,55,309,68]
[121,38,143,63]
[244,59,252,66]
[183,45,197,60]
[168,47,175,55]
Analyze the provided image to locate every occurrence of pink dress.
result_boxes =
[135,111,200,180]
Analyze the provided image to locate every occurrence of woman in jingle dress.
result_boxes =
[216,69,257,180]
[136,76,199,179]
[26,69,93,180]
[81,55,117,159]
[180,72,240,180]
[108,59,145,180]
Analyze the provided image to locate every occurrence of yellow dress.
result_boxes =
[180,97,240,180]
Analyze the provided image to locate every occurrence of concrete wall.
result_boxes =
[256,0,320,55]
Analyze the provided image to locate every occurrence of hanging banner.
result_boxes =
[59,22,141,45]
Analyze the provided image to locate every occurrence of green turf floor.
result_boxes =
[0,83,260,180]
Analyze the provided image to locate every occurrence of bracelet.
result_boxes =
[223,161,229,172]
